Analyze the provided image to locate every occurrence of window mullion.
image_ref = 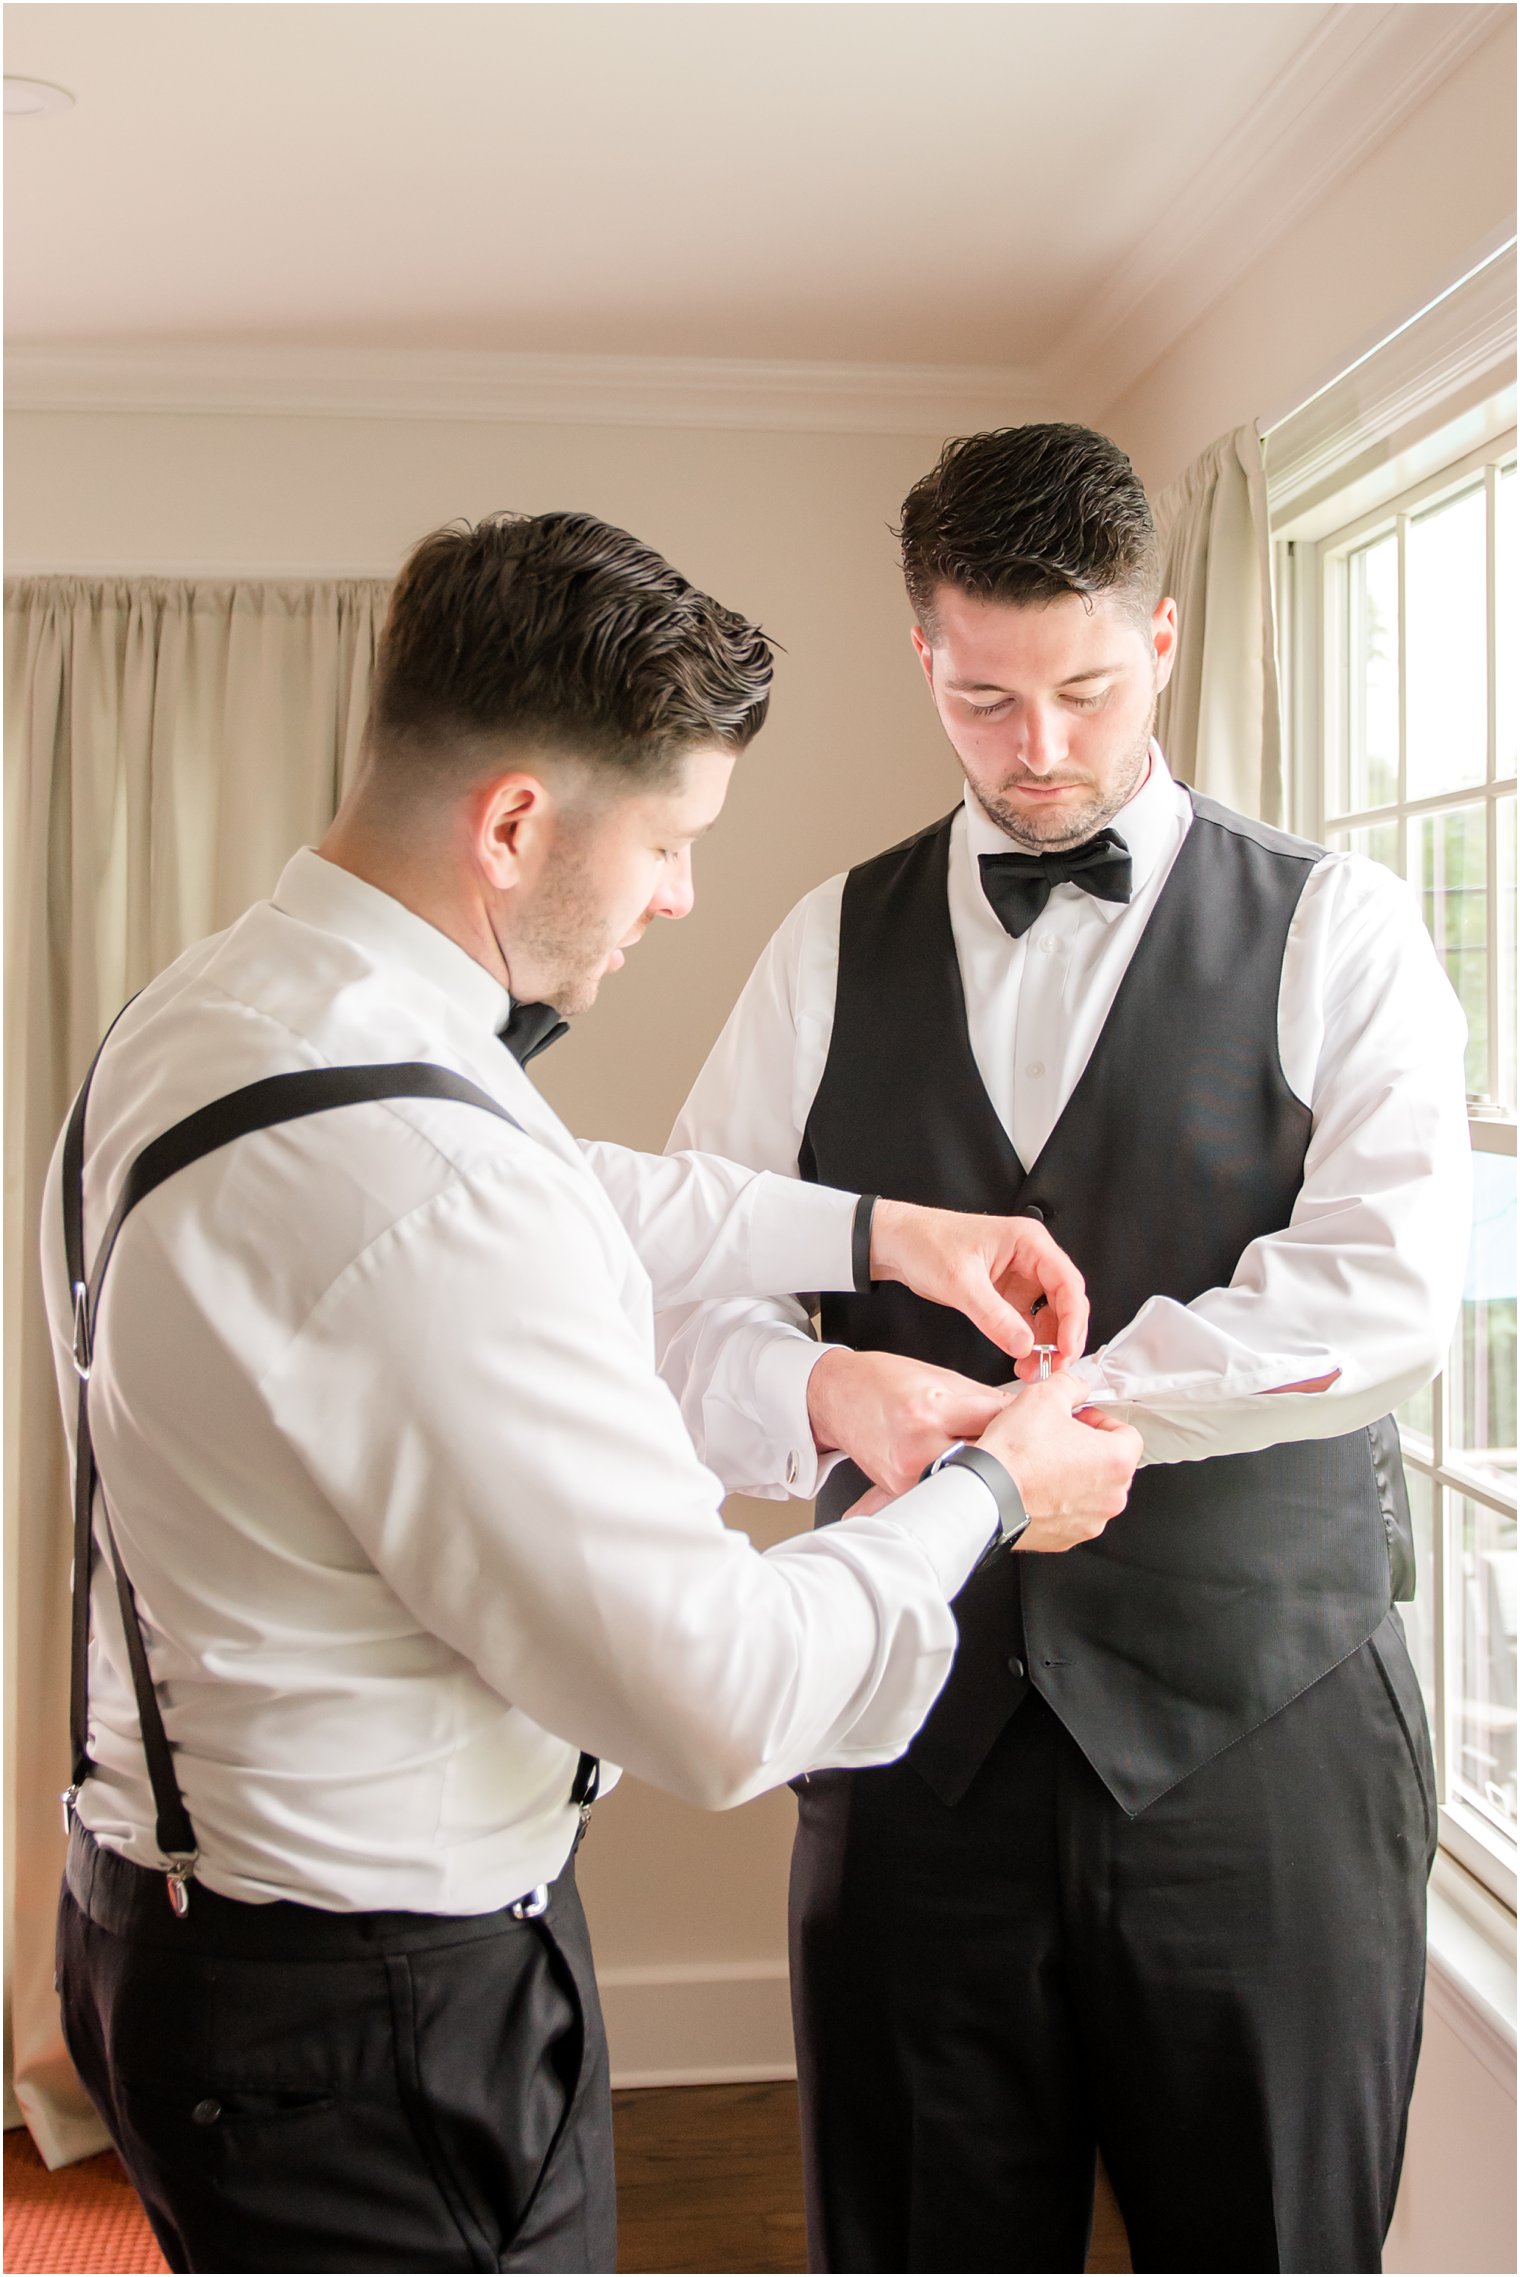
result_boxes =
[1485,465,1501,1104]
[1396,512,1409,877]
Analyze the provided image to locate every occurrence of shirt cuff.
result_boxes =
[863,1466,1002,1597]
[750,1333,842,1500]
[747,1174,858,1300]
[1074,1306,1341,1407]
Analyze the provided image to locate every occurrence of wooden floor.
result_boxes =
[612,2081,1132,2274]
[7,2086,1132,2273]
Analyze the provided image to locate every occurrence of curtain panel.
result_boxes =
[1154,425,1284,827]
[3,576,389,2164]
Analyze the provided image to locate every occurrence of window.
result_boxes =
[1281,430,1517,1907]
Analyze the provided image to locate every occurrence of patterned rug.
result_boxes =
[4,2127,166,2274]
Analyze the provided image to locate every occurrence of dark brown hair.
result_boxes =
[368,510,773,787]
[898,424,1162,632]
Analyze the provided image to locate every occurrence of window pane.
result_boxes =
[1398,1380,1434,1443]
[1330,819,1400,874]
[1411,804,1488,1095]
[1347,534,1398,811]
[1448,1150,1518,1496]
[1407,484,1487,802]
[1499,464,1515,782]
[1451,1491,1518,1839]
[1402,1465,1438,1720]
[1499,794,1515,1114]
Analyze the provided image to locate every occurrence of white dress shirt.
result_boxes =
[660,749,1472,1488]
[41,850,998,1914]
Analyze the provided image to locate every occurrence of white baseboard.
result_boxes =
[597,1959,795,2090]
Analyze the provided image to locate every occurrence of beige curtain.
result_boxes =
[1154,425,1283,826]
[3,577,389,2164]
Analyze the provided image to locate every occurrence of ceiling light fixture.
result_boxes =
[5,77,74,117]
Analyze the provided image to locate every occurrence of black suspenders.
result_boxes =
[62,1045,599,1916]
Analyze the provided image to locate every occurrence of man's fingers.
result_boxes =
[1035,1246,1088,1361]
[841,1483,895,1520]
[1074,1403,1122,1428]
[958,1266,1035,1361]
[943,1381,1019,1439]
[991,1228,1088,1362]
[1076,1409,1145,1471]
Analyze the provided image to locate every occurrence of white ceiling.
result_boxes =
[3,2,1505,418]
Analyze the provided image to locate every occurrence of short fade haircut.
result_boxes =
[898,423,1162,635]
[368,510,773,788]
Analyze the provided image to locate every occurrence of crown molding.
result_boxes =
[3,342,1049,438]
[5,7,1504,443]
[1055,2,1511,421]
[1267,238,1516,524]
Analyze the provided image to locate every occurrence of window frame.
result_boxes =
[1277,426,1517,1913]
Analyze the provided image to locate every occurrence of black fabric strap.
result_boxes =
[851,1195,878,1295]
[63,1005,137,1804]
[63,1050,602,1890]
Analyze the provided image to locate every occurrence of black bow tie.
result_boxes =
[978,830,1133,940]
[499,999,569,1066]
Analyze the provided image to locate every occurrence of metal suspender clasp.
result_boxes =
[70,1283,92,1380]
[165,1856,196,1918]
[60,1784,80,1835]
[509,1885,549,1921]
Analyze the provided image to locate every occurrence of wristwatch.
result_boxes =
[921,1442,1030,1560]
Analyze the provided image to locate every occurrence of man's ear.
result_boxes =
[472,772,551,891]
[1151,598,1179,695]
[911,624,936,691]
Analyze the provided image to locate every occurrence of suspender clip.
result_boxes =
[70,1283,92,1381]
[60,1784,79,1835]
[165,1856,196,1918]
[509,1885,549,1921]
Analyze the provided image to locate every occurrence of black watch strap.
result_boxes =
[922,1442,1030,1555]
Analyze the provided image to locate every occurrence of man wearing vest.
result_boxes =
[662,425,1472,2274]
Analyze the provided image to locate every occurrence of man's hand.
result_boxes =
[977,1378,1141,1552]
[807,1348,1017,1498]
[833,1372,1141,1548]
[868,1200,1088,1377]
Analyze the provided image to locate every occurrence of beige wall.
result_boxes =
[5,406,969,2029]
[8,13,1513,2073]
[1100,15,1517,496]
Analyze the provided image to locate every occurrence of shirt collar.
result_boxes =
[272,849,515,1038]
[961,740,1182,921]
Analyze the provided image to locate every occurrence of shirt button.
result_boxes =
[1038,936,1060,956]
[191,2099,222,2127]
[1026,1062,1045,1080]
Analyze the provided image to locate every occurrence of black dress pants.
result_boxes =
[57,1825,616,2273]
[789,1614,1435,2276]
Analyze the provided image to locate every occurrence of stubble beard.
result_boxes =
[972,700,1157,853]
[501,827,619,1019]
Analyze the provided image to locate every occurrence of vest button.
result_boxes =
[1023,1203,1045,1223]
[191,2099,222,2126]
[1007,1656,1024,1680]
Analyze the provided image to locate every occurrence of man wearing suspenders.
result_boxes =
[43,509,1140,2274]
[662,427,1471,2273]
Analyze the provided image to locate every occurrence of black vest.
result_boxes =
[801,795,1413,1816]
